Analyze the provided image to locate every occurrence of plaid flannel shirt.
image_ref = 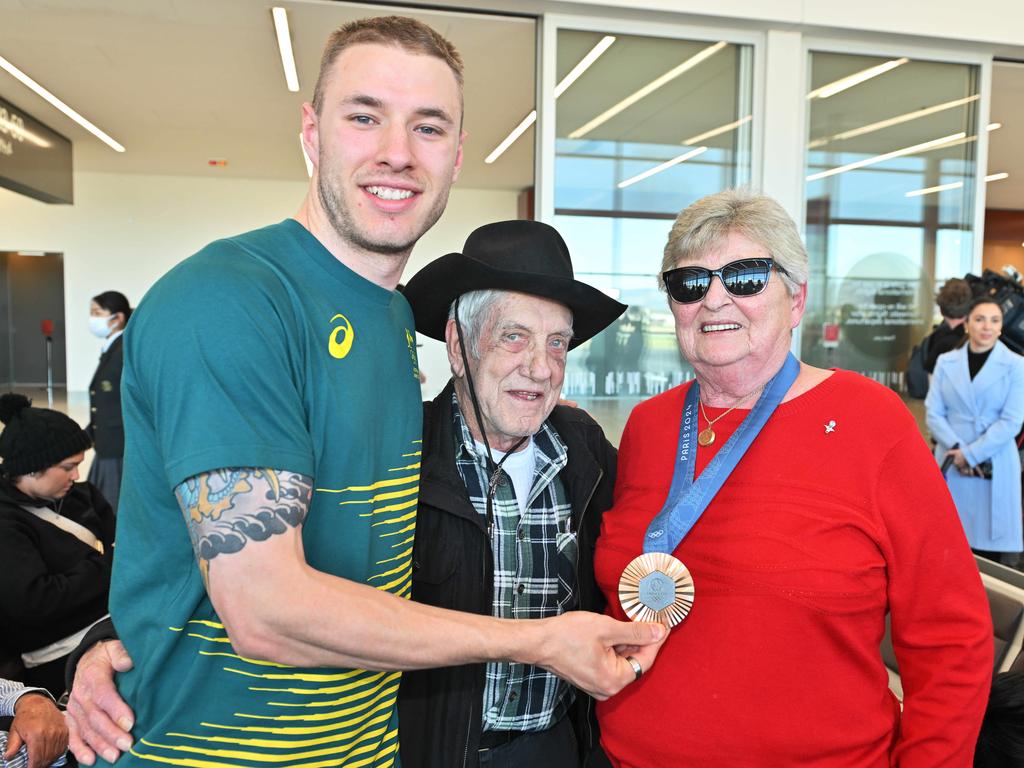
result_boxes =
[451,394,578,732]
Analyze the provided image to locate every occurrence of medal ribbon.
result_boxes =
[643,353,800,555]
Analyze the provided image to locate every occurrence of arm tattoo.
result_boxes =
[175,468,313,584]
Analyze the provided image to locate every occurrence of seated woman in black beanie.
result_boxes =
[0,394,115,699]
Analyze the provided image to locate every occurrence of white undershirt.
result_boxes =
[475,438,536,516]
[102,329,124,353]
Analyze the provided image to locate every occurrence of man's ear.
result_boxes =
[445,318,465,378]
[300,102,320,174]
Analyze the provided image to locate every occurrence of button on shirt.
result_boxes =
[451,395,578,733]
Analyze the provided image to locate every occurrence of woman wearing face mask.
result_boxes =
[927,295,1024,566]
[87,291,131,513]
[0,394,114,698]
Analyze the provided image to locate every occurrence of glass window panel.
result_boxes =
[802,51,980,392]
[553,29,754,443]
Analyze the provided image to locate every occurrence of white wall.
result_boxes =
[0,172,517,396]
[456,0,1024,51]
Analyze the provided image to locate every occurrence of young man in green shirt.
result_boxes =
[65,16,665,768]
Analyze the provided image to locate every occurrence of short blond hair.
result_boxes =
[661,189,808,296]
[312,16,464,115]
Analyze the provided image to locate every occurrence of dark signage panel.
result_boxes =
[0,97,73,204]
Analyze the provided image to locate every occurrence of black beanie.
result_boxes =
[0,393,92,477]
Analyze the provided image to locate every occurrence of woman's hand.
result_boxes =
[944,448,968,471]
[946,448,988,478]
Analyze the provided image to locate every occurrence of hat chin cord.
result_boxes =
[452,297,528,485]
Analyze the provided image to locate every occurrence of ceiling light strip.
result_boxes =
[272,8,300,92]
[905,172,1009,198]
[682,115,752,146]
[807,57,909,100]
[554,36,616,98]
[485,111,537,164]
[0,54,124,152]
[807,95,978,149]
[485,36,615,165]
[806,131,966,182]
[905,181,963,197]
[617,146,708,189]
[810,121,998,181]
[569,41,727,140]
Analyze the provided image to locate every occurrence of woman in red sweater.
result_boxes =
[594,189,993,767]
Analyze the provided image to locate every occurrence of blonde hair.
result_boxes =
[661,189,808,296]
[312,16,463,115]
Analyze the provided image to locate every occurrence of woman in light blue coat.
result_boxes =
[926,296,1024,561]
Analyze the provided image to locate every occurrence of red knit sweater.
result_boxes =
[595,371,992,767]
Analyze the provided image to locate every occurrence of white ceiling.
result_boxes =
[0,0,538,190]
[0,0,1020,207]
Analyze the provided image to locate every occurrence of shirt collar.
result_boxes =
[102,329,123,353]
[450,392,566,470]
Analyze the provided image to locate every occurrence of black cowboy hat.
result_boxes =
[402,220,626,349]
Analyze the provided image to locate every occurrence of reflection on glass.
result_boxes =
[802,52,980,390]
[553,29,754,443]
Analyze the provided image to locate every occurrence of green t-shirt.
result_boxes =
[107,220,422,768]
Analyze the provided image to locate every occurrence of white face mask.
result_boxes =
[89,314,114,338]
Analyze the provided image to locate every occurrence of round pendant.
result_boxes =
[618,552,694,628]
[697,428,716,447]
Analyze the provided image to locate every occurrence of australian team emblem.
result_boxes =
[328,313,354,359]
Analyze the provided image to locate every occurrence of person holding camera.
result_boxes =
[927,295,1024,565]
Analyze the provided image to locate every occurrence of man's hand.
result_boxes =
[531,613,667,700]
[65,640,135,765]
[6,692,68,768]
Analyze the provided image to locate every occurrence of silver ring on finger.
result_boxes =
[626,655,643,681]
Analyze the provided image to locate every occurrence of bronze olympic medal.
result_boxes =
[618,552,694,628]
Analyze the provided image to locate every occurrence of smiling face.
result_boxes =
[448,293,573,452]
[670,230,806,391]
[965,301,1003,353]
[303,42,464,257]
[15,452,85,501]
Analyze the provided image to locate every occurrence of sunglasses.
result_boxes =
[662,258,787,304]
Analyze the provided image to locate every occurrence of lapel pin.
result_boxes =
[824,420,836,434]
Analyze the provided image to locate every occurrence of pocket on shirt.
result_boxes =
[556,530,578,559]
[556,531,579,611]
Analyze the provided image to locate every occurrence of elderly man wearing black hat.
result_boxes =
[397,219,628,768]
[0,394,115,700]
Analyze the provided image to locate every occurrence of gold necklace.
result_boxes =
[697,387,764,447]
